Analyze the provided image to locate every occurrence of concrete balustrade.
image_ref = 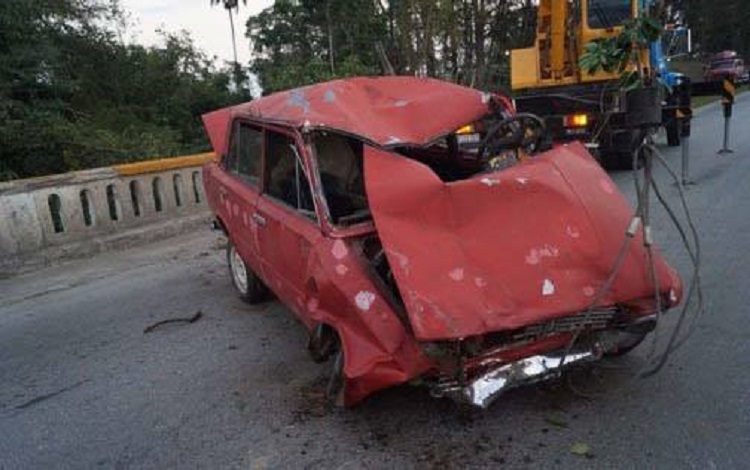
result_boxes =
[0,153,216,275]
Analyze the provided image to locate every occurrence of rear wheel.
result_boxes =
[227,242,269,303]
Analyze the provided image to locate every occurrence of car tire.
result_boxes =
[308,323,338,363]
[326,347,345,406]
[666,121,680,147]
[227,241,269,304]
[602,331,649,357]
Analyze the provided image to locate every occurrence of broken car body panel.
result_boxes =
[364,142,680,341]
[201,76,682,407]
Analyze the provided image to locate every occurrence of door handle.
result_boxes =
[252,213,266,226]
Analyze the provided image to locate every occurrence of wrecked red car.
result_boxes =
[202,76,682,408]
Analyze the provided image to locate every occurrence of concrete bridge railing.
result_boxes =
[0,153,215,276]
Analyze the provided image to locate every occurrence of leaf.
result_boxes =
[544,413,569,428]
[620,70,643,91]
[570,442,592,457]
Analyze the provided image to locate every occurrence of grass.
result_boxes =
[692,84,747,108]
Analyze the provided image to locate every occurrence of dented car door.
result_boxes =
[254,129,322,308]
[208,120,264,273]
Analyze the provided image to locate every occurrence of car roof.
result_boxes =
[202,76,493,153]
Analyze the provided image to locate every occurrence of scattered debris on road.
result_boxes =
[15,379,89,410]
[570,442,594,458]
[143,310,203,334]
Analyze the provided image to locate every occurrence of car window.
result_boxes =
[587,0,631,29]
[225,122,262,186]
[312,133,370,225]
[264,131,316,220]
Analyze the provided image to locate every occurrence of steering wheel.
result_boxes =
[478,113,549,162]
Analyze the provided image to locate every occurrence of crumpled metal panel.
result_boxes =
[202,76,492,149]
[457,350,596,408]
[364,141,682,341]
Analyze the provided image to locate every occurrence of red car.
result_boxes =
[202,77,682,408]
[705,50,748,84]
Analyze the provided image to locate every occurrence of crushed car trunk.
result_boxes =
[364,141,681,341]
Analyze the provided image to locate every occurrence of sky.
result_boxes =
[119,0,274,66]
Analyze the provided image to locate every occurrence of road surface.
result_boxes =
[1,96,749,469]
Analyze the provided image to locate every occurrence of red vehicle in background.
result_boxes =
[705,50,748,84]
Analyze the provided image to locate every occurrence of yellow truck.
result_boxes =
[510,0,685,168]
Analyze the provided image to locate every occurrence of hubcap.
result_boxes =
[229,246,248,294]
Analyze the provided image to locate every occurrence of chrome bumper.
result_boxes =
[432,349,598,409]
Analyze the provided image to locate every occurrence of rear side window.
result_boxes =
[264,131,316,220]
[225,122,262,185]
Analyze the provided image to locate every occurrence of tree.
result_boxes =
[245,0,537,95]
[675,0,750,58]
[210,0,248,91]
[245,0,386,94]
[0,0,249,180]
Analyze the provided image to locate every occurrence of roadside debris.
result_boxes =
[15,379,89,410]
[570,442,594,458]
[143,310,203,334]
[544,413,569,428]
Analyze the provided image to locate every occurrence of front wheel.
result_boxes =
[227,242,269,303]
[323,331,346,407]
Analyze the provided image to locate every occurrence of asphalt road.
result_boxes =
[2,96,749,469]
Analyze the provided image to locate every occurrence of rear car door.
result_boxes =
[254,129,322,307]
[213,121,264,274]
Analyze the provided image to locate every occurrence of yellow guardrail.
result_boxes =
[113,152,217,176]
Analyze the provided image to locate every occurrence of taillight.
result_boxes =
[563,114,589,128]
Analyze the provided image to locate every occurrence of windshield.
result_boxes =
[588,0,632,29]
[711,59,737,69]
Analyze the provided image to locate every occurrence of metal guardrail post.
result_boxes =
[718,77,735,154]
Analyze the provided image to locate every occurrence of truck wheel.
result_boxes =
[666,122,680,147]
[227,242,269,303]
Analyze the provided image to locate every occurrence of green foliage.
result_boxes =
[246,0,384,95]
[0,0,249,181]
[245,0,537,95]
[579,16,664,91]
[682,0,750,59]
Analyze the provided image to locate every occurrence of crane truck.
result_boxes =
[510,0,686,169]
